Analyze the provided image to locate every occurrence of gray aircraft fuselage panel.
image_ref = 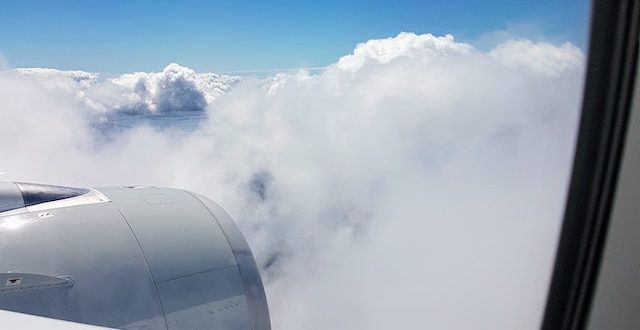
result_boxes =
[0,182,270,330]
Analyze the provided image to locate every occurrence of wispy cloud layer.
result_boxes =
[0,32,584,329]
[0,53,9,71]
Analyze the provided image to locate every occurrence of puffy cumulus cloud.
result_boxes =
[336,32,473,71]
[13,63,239,115]
[0,33,585,329]
[101,63,236,113]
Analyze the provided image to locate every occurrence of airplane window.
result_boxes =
[0,1,592,329]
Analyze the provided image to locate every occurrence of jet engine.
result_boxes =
[0,182,270,330]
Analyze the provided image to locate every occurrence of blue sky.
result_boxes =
[0,0,590,73]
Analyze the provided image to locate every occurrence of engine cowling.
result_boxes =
[0,182,270,330]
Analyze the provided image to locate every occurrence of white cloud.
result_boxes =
[336,32,473,71]
[13,63,239,115]
[0,52,8,71]
[15,67,98,86]
[0,33,585,329]
[489,40,584,76]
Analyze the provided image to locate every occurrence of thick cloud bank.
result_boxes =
[0,32,584,329]
[15,63,238,115]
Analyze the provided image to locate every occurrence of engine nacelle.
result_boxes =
[0,182,270,330]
